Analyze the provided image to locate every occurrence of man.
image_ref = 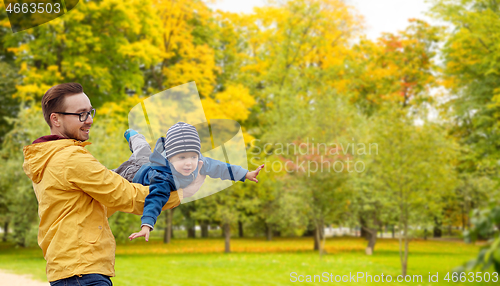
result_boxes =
[22,83,202,285]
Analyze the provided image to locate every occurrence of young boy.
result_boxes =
[120,122,264,241]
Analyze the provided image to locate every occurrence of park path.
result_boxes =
[0,269,49,286]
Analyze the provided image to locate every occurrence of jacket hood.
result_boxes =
[23,137,91,184]
[149,137,169,166]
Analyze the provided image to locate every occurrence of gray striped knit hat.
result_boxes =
[164,122,201,159]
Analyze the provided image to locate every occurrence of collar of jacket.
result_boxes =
[23,138,92,184]
[32,135,68,144]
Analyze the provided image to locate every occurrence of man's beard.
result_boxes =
[61,125,90,141]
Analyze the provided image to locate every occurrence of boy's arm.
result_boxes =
[140,170,178,230]
[200,156,249,182]
[64,147,179,216]
[107,190,181,218]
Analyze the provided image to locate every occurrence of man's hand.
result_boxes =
[183,160,206,198]
[245,164,265,183]
[129,225,152,242]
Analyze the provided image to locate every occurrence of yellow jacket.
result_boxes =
[23,138,181,282]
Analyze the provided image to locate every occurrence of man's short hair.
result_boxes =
[42,83,83,127]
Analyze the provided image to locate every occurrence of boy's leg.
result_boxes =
[128,133,152,165]
[112,133,151,182]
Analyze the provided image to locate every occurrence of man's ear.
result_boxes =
[50,113,61,127]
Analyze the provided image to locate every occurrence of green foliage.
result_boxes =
[108,212,142,243]
[0,62,21,145]
[352,105,458,273]
[431,0,500,171]
[0,103,48,247]
[430,0,500,273]
[460,199,500,272]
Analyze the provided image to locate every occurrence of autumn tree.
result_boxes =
[346,19,442,116]
[430,0,500,170]
[0,6,21,144]
[429,0,500,270]
[0,103,48,247]
[145,0,217,96]
[2,0,163,106]
[361,106,458,276]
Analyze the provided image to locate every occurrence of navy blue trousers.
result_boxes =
[49,274,112,286]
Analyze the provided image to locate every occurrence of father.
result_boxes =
[22,83,202,285]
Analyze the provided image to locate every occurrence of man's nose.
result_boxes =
[84,113,93,124]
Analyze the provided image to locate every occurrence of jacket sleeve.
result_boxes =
[64,147,180,216]
[141,170,179,230]
[200,156,248,182]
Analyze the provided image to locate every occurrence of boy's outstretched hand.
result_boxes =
[245,164,265,183]
[129,225,152,242]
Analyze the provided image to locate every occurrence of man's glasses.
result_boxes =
[54,108,96,122]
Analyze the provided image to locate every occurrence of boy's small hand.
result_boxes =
[245,164,265,183]
[129,225,152,242]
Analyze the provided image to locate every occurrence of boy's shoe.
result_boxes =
[124,129,139,142]
[124,129,139,152]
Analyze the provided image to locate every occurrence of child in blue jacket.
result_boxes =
[125,122,264,241]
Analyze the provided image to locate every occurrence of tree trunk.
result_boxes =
[314,227,320,251]
[238,220,243,238]
[462,205,466,231]
[399,205,410,278]
[360,217,368,239]
[398,206,404,276]
[265,223,273,241]
[273,230,281,237]
[223,223,231,253]
[392,225,395,238]
[200,221,209,238]
[364,227,377,255]
[402,260,407,277]
[314,221,326,257]
[2,222,8,242]
[402,221,409,277]
[187,226,196,238]
[164,209,174,243]
[433,216,442,238]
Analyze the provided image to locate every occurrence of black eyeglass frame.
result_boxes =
[54,108,96,122]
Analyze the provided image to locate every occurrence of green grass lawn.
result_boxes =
[0,236,497,285]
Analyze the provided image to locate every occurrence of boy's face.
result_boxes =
[169,151,199,176]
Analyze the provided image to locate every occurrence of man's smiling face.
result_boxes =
[57,93,93,141]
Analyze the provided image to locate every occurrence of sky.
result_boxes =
[206,0,434,40]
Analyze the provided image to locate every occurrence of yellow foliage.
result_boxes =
[153,0,217,96]
[201,84,255,121]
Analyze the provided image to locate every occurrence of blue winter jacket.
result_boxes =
[133,137,248,229]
